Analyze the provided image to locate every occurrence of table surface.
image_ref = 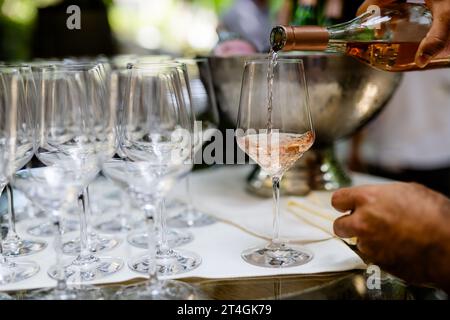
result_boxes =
[10,247,442,300]
[2,167,446,300]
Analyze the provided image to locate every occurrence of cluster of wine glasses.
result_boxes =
[0,54,315,300]
[0,55,219,300]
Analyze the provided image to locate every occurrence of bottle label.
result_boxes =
[365,5,381,30]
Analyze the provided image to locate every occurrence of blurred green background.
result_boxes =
[0,0,285,61]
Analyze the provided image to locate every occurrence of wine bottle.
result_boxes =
[291,0,319,26]
[270,3,450,72]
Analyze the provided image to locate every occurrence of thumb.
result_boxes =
[415,2,450,68]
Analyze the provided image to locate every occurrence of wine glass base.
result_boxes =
[241,243,313,268]
[0,259,40,285]
[27,219,78,237]
[129,249,201,276]
[127,229,193,249]
[25,285,105,300]
[94,216,144,234]
[62,234,120,255]
[115,280,198,300]
[0,293,13,300]
[167,210,216,228]
[48,255,123,282]
[1,238,47,257]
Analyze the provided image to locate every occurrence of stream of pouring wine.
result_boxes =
[267,50,278,135]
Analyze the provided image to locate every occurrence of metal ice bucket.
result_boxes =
[204,53,401,196]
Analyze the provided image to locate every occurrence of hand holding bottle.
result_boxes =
[270,2,450,71]
[358,0,450,68]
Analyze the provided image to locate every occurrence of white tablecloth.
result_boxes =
[0,165,389,292]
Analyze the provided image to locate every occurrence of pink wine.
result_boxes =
[237,131,314,176]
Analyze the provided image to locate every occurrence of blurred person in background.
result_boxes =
[214,0,271,56]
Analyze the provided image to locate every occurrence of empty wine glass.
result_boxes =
[23,64,79,238]
[34,63,123,282]
[236,58,315,268]
[34,60,119,255]
[167,58,219,228]
[0,65,47,257]
[104,63,201,299]
[93,66,144,234]
[122,62,195,249]
[0,67,40,285]
[13,167,103,300]
[57,62,121,255]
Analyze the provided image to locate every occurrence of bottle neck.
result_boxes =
[270,25,329,51]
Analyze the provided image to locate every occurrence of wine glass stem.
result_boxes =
[156,199,170,255]
[53,217,68,291]
[0,187,5,262]
[272,176,281,246]
[184,175,195,217]
[6,184,18,238]
[78,192,90,257]
[143,210,158,284]
[83,187,94,237]
[0,241,5,264]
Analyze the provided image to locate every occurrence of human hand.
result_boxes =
[357,0,450,68]
[332,182,450,291]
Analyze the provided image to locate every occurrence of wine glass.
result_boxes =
[22,63,79,238]
[0,67,40,286]
[13,167,102,299]
[33,62,120,253]
[0,65,47,257]
[167,58,219,228]
[93,57,171,234]
[56,62,121,255]
[92,66,144,234]
[104,63,201,299]
[34,63,123,282]
[123,62,195,249]
[236,58,315,268]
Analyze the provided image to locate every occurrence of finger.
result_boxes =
[415,1,450,67]
[333,215,358,238]
[331,188,358,212]
[357,0,404,16]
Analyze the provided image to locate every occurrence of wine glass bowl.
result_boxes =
[236,58,315,268]
[102,160,201,276]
